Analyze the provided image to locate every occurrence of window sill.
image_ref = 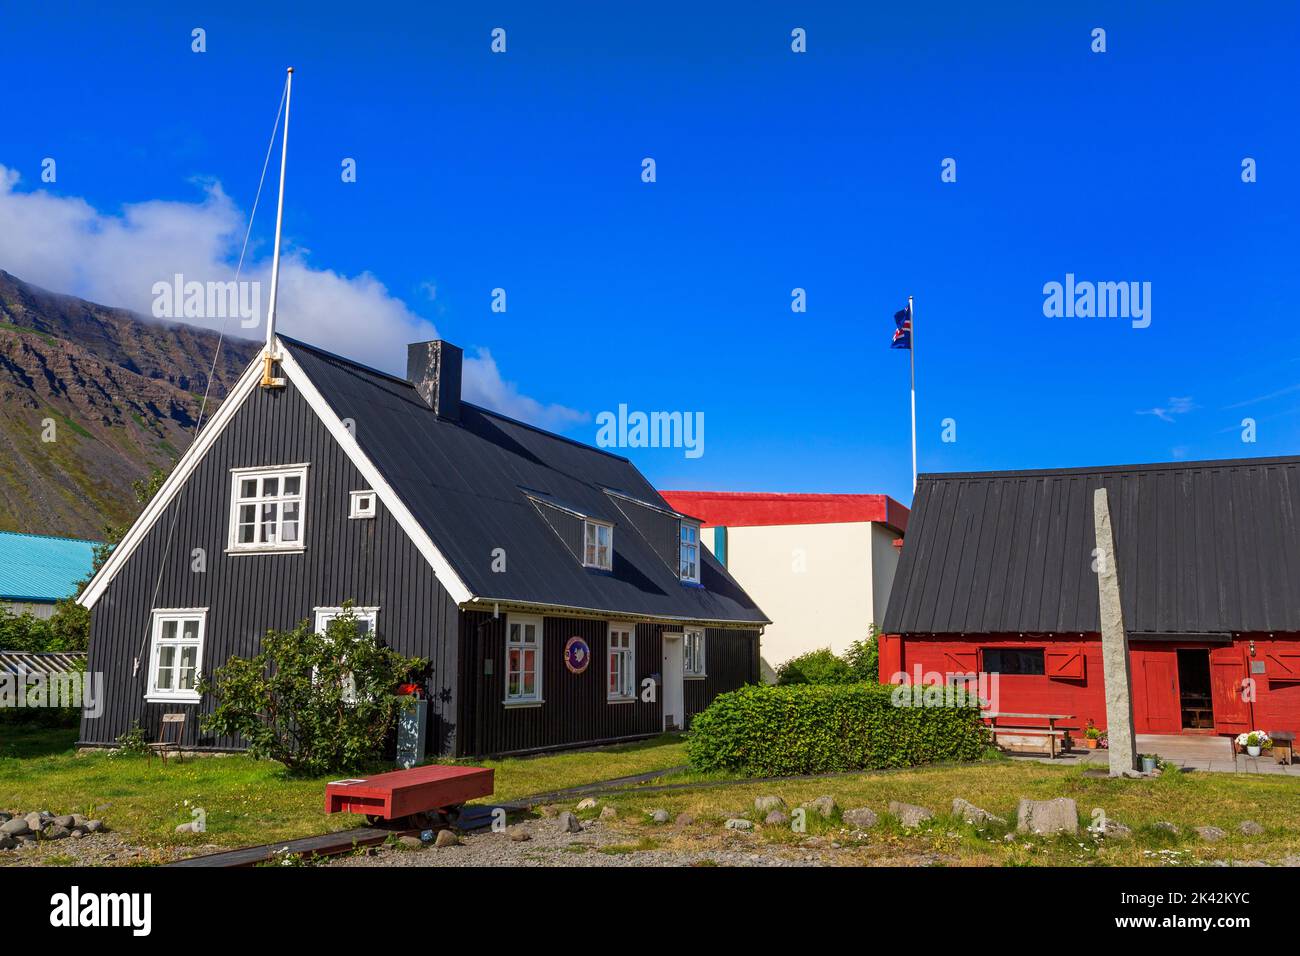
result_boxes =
[225,546,307,556]
[503,699,543,709]
[606,696,636,704]
[145,695,199,704]
[685,674,707,681]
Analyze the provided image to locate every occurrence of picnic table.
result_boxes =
[981,712,1075,759]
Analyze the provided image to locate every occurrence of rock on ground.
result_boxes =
[434,830,460,848]
[842,807,878,829]
[1239,821,1265,836]
[725,818,753,831]
[1195,826,1226,842]
[1016,798,1078,835]
[754,796,786,813]
[764,810,789,827]
[557,811,582,833]
[650,809,670,824]
[1153,821,1179,835]
[576,798,597,811]
[599,806,617,821]
[952,798,1002,825]
[889,802,933,828]
[805,796,836,818]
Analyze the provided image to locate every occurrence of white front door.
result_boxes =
[662,634,684,731]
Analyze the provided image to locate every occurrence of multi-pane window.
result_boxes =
[506,615,543,703]
[684,627,706,677]
[608,625,635,700]
[313,607,378,703]
[230,466,307,550]
[680,523,700,583]
[981,648,1045,675]
[584,520,613,570]
[147,609,206,701]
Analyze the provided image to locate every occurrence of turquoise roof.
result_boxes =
[0,532,100,604]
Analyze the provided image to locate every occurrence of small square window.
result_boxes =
[583,520,613,571]
[349,490,377,519]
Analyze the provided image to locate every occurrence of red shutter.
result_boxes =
[944,649,978,676]
[1209,648,1252,735]
[1045,645,1085,680]
[1265,649,1300,682]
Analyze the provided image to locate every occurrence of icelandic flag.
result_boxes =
[891,305,911,349]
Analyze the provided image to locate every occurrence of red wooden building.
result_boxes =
[879,456,1300,739]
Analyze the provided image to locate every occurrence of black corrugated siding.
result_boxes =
[457,609,760,756]
[883,456,1300,635]
[80,381,460,754]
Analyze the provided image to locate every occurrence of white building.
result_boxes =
[660,492,909,679]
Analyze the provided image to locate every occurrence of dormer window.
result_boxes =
[584,519,613,570]
[680,522,700,583]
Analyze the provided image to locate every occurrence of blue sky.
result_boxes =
[2,2,1297,504]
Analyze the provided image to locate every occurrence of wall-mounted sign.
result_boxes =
[564,636,591,674]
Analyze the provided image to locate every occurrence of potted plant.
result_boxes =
[1084,723,1102,749]
[1236,731,1273,758]
[1140,753,1158,773]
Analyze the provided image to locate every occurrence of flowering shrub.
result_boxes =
[1236,731,1273,750]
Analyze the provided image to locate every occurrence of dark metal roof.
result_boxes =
[281,337,768,625]
[882,455,1300,636]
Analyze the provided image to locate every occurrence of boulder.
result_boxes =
[508,827,532,842]
[599,806,617,821]
[434,829,460,848]
[1195,826,1226,843]
[538,804,560,818]
[1239,820,1265,836]
[1016,798,1078,835]
[557,811,582,833]
[764,810,789,827]
[398,835,425,849]
[575,798,597,811]
[86,820,105,834]
[0,818,30,837]
[675,812,696,827]
[650,809,670,824]
[174,822,197,834]
[889,801,934,828]
[24,813,44,831]
[724,818,753,831]
[754,795,786,814]
[53,815,76,829]
[43,825,72,841]
[952,798,1002,824]
[71,814,89,829]
[1153,821,1179,835]
[806,795,836,818]
[1098,820,1133,839]
[0,812,10,823]
[842,807,879,829]
[0,834,15,850]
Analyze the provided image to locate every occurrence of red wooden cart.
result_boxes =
[325,764,494,827]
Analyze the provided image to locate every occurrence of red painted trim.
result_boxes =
[659,490,909,532]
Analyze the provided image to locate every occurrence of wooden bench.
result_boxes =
[325,764,494,827]
[982,712,1074,759]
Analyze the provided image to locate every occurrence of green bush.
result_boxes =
[686,682,987,777]
[775,648,853,685]
[199,607,425,776]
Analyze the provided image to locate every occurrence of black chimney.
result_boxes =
[406,340,462,421]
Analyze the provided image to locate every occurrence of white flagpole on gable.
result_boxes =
[262,67,293,387]
[909,295,917,494]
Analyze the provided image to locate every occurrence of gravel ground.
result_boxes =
[0,832,193,867]
[324,817,943,868]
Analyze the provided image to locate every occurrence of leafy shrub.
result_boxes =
[843,627,880,682]
[686,682,987,776]
[199,608,425,776]
[113,720,150,756]
[775,648,853,686]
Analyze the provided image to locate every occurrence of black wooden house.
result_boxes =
[78,336,767,756]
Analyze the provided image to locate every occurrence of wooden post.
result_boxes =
[1093,487,1140,775]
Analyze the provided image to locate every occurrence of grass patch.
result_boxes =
[0,726,688,857]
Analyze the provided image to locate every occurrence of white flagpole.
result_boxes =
[265,66,293,354]
[909,295,916,494]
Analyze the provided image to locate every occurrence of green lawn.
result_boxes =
[0,727,686,854]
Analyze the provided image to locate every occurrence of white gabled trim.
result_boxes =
[276,340,475,605]
[78,357,267,609]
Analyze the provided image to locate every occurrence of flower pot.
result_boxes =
[1086,738,1098,749]
[1141,755,1158,773]
[1247,745,1261,757]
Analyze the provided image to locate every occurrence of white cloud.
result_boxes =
[1137,396,1196,423]
[0,165,585,430]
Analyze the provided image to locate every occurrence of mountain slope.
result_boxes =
[0,270,259,537]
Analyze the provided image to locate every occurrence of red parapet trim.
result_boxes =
[660,490,909,532]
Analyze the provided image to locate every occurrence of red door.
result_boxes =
[1209,648,1252,736]
[1143,657,1179,732]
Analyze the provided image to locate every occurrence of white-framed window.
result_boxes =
[680,522,700,583]
[349,490,376,519]
[146,608,207,702]
[583,520,613,570]
[505,614,543,704]
[313,606,380,704]
[228,464,308,552]
[684,627,706,678]
[607,623,636,701]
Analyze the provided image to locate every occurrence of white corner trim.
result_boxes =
[78,356,267,609]
[276,341,475,605]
